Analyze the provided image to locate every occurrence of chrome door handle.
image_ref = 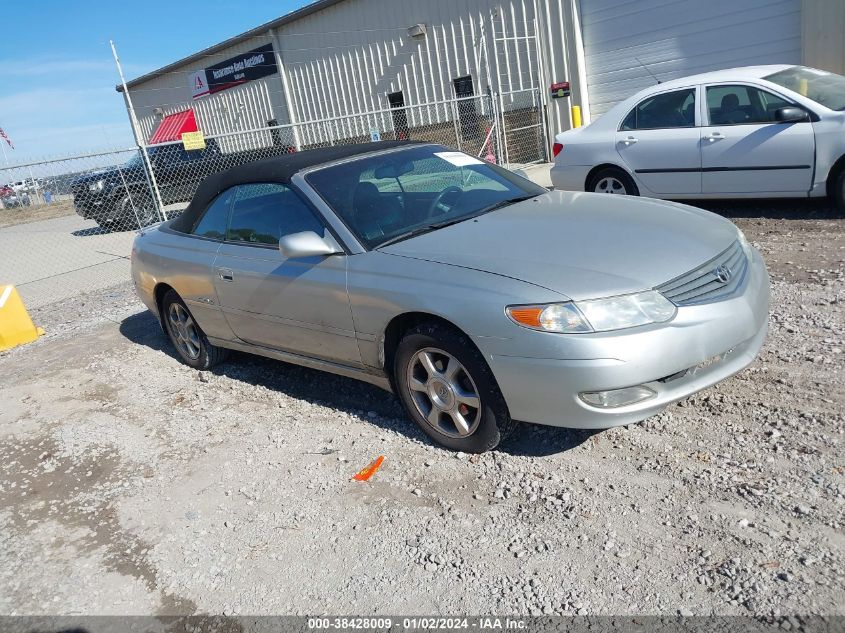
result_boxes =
[622,136,638,145]
[218,268,234,282]
[705,132,724,142]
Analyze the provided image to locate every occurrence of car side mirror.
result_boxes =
[278,231,341,258]
[774,106,809,123]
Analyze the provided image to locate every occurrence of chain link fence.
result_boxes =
[0,89,545,320]
[0,149,153,311]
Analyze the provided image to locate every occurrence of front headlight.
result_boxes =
[88,180,105,192]
[737,229,753,260]
[506,290,676,334]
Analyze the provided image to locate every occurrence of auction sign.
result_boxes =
[190,43,278,100]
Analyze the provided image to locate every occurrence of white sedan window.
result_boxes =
[620,88,696,130]
[706,85,792,125]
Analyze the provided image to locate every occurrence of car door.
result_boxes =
[615,86,702,195]
[700,83,815,194]
[212,182,361,366]
[168,187,235,342]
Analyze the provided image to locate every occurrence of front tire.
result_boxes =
[161,290,229,370]
[587,167,639,196]
[118,191,158,230]
[393,322,513,452]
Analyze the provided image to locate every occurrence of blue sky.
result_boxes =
[0,0,310,164]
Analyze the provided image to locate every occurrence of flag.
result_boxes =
[0,127,13,150]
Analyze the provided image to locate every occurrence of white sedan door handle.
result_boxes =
[705,132,724,142]
[622,136,638,145]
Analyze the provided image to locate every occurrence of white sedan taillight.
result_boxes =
[552,142,563,157]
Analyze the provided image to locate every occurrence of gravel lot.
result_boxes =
[0,200,842,616]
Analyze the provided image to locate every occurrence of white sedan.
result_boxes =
[550,65,845,207]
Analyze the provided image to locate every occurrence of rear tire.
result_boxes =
[161,289,229,370]
[833,168,845,210]
[393,322,513,452]
[587,167,639,196]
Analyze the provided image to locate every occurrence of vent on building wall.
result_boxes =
[407,23,426,38]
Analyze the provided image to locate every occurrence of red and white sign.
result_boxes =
[190,70,210,100]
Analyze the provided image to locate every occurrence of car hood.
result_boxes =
[379,190,739,301]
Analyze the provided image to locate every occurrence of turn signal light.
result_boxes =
[507,307,543,328]
[552,142,563,157]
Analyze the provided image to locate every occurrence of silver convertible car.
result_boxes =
[131,142,769,452]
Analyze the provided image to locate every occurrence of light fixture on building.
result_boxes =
[407,23,427,38]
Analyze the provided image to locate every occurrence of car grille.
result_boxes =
[657,240,748,306]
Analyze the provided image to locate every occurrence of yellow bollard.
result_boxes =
[571,105,582,128]
[0,285,44,351]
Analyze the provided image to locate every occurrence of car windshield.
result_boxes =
[764,66,845,111]
[123,147,159,170]
[305,145,546,249]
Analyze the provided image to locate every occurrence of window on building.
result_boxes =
[387,91,409,140]
[191,188,234,240]
[620,88,696,130]
[452,75,479,140]
[226,183,323,246]
[453,75,474,98]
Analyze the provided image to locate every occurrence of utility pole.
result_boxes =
[110,39,166,222]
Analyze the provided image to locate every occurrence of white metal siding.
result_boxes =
[128,0,574,146]
[580,0,802,117]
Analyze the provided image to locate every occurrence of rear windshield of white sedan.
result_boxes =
[764,66,845,111]
[306,145,545,249]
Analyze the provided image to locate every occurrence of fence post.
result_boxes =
[489,92,506,168]
[110,40,166,224]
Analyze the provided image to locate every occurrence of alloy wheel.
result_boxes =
[406,347,482,438]
[168,303,201,360]
[594,176,627,194]
[137,200,158,227]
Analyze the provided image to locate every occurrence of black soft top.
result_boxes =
[170,140,423,232]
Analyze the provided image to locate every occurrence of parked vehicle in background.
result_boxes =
[131,142,769,452]
[551,65,845,207]
[71,138,294,231]
[1,184,31,209]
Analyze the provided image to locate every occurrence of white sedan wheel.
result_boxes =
[594,176,628,195]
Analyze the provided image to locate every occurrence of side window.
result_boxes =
[191,188,234,240]
[707,85,794,125]
[227,183,324,246]
[621,88,696,130]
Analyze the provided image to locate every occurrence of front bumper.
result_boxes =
[485,249,770,429]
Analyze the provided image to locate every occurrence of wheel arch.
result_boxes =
[584,162,635,191]
[825,154,845,199]
[153,282,176,328]
[381,311,475,384]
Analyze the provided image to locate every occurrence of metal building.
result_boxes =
[120,0,840,156]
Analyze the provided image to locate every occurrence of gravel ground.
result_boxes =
[0,200,842,616]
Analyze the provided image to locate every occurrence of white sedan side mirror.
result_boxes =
[278,231,342,258]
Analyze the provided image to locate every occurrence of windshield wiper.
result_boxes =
[375,217,472,249]
[374,195,539,249]
[475,194,538,216]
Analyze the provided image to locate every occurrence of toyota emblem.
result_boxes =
[713,264,732,284]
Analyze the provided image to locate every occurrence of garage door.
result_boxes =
[580,0,802,118]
